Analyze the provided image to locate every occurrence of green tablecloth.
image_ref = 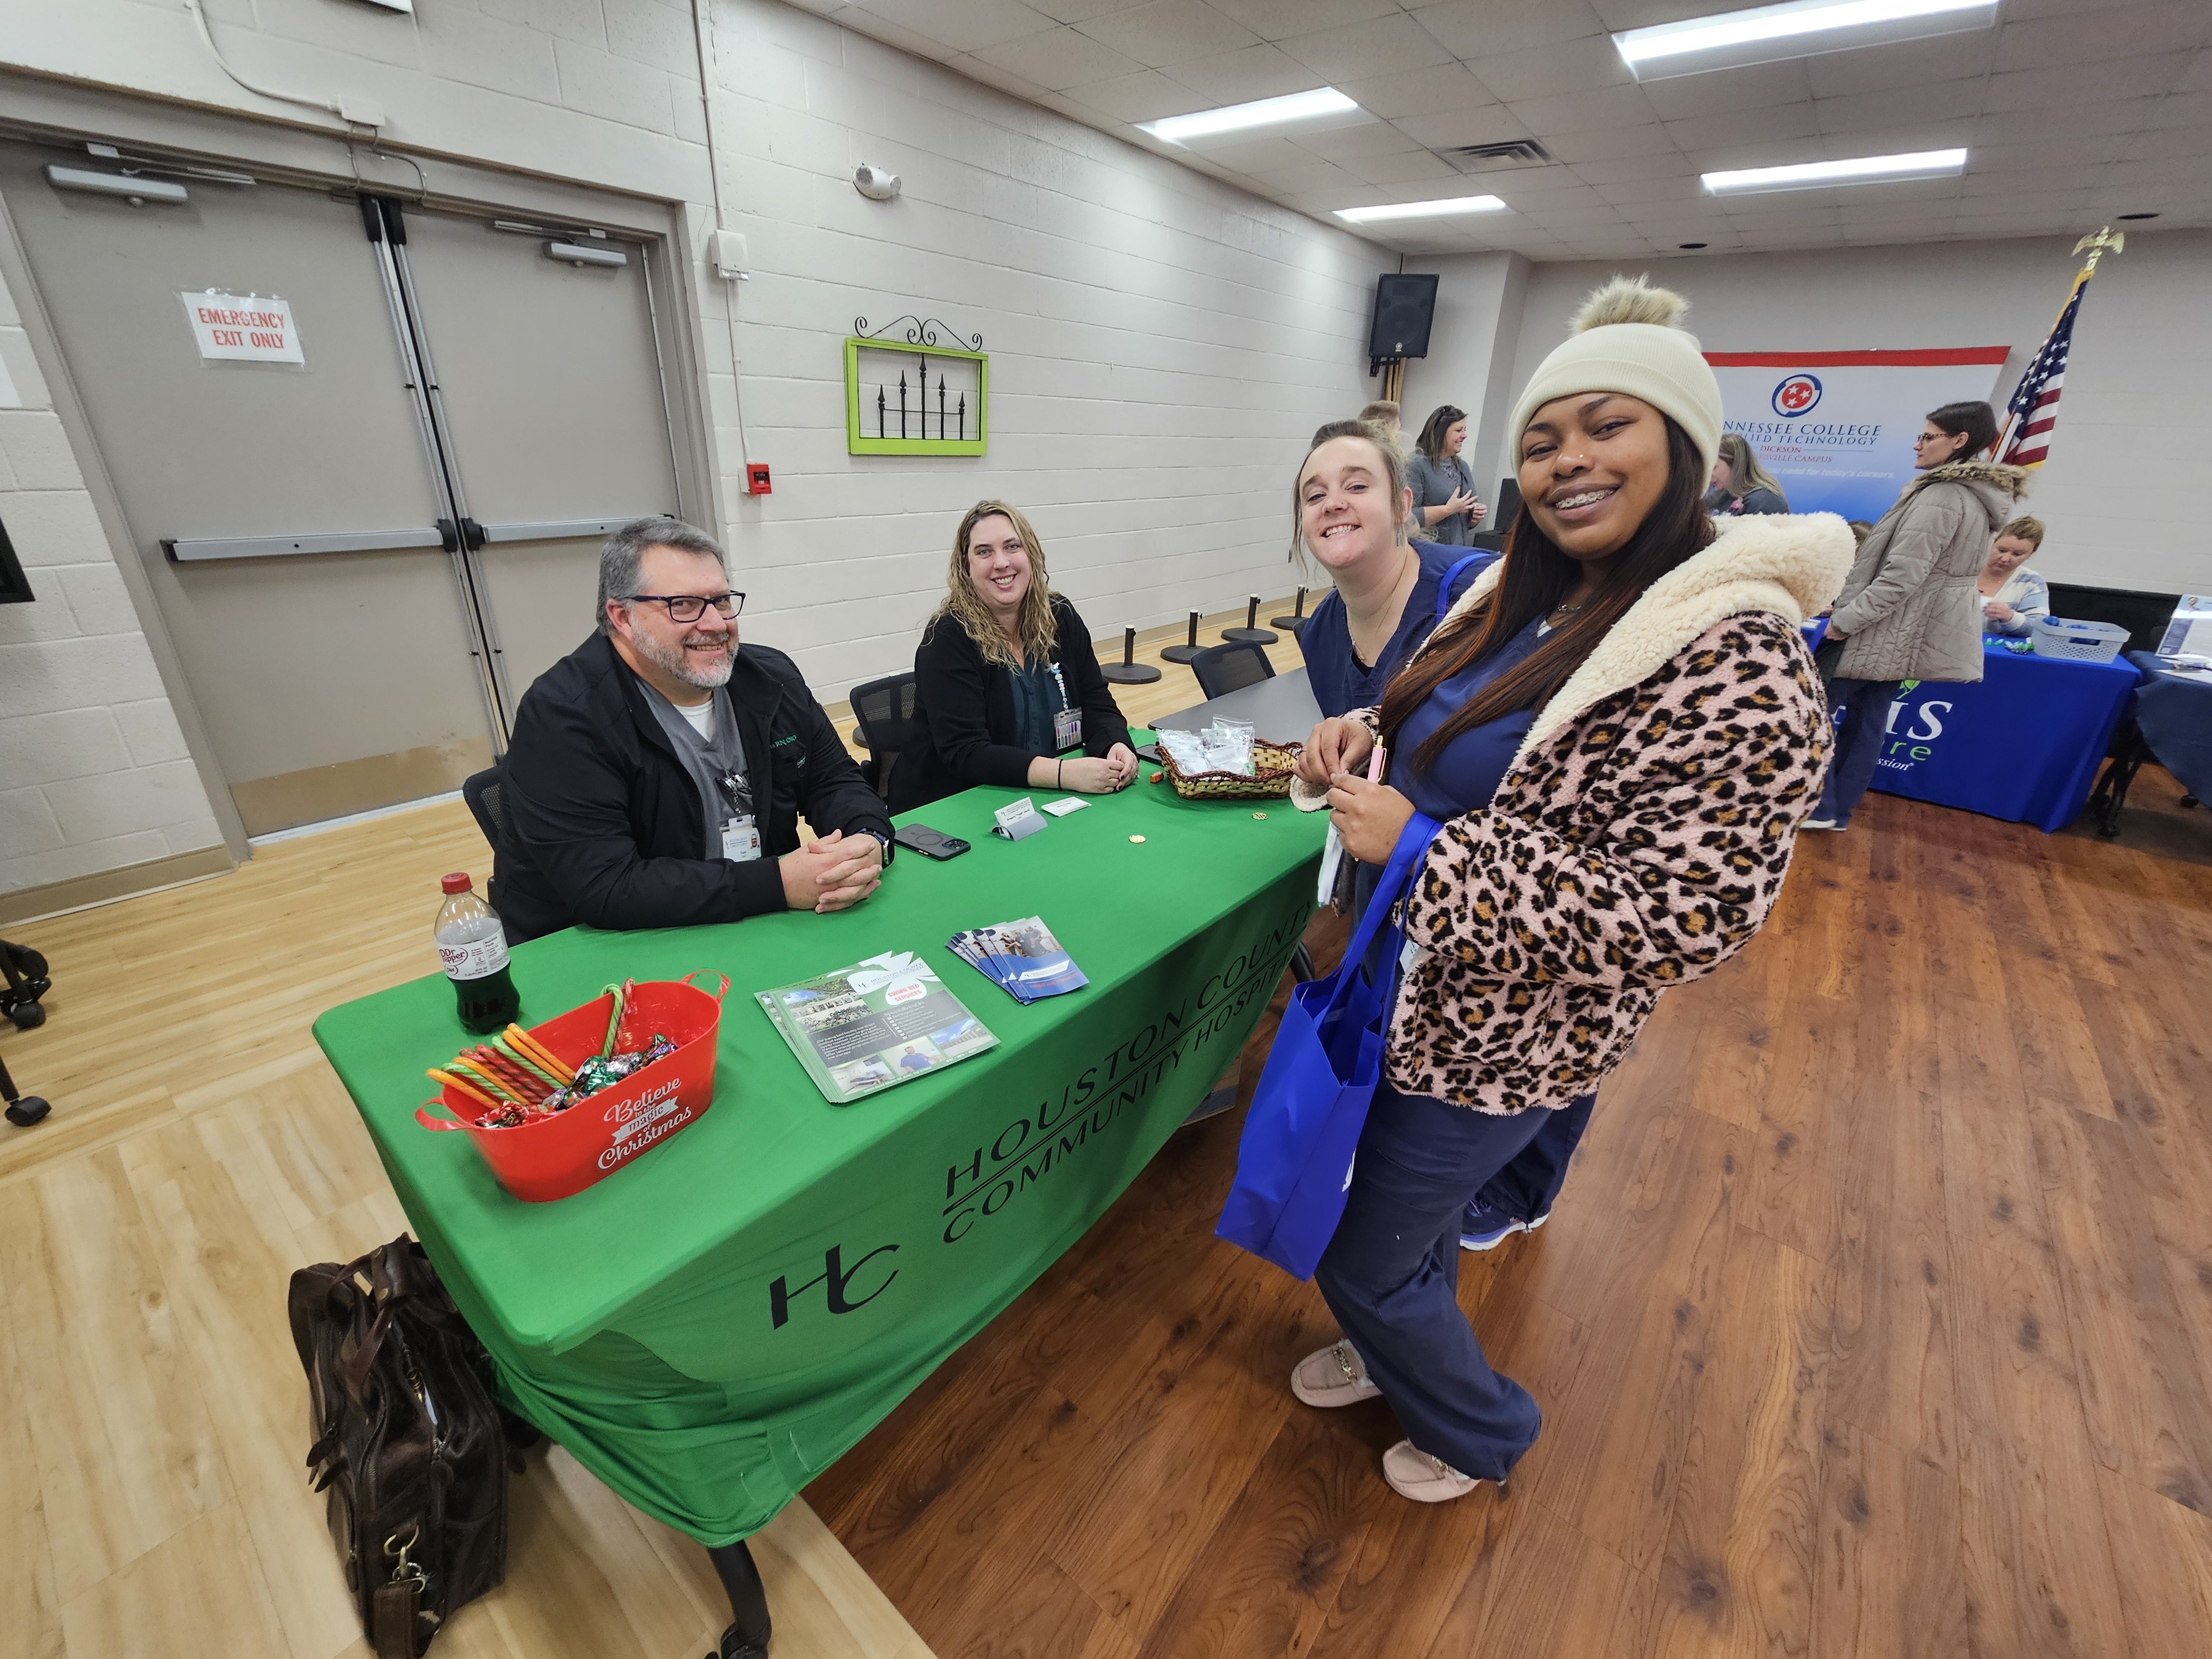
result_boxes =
[314,772,1323,1546]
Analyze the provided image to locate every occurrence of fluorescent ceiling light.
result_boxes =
[1616,0,1996,81]
[1140,87,1358,145]
[1336,195,1509,224]
[1703,148,1967,194]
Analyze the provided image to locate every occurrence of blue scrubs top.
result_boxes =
[1299,541,1496,718]
[1354,614,1551,980]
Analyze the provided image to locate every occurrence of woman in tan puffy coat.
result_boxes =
[1808,403,2027,829]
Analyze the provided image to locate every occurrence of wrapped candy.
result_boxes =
[429,980,681,1130]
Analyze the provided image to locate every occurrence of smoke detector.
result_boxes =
[854,163,901,202]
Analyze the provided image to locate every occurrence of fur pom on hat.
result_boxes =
[1506,273,1724,486]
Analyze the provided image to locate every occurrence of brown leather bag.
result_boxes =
[288,1236,510,1658]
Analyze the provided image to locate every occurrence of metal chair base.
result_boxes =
[1222,627,1278,645]
[1102,663,1162,684]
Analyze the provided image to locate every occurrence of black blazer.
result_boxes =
[493,633,892,943]
[890,594,1131,813]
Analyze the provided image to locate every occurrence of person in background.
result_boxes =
[1408,404,1487,546]
[892,500,1137,813]
[1294,419,1495,720]
[1978,515,2049,637]
[1283,275,1845,1505]
[1808,401,2026,831]
[494,518,890,947]
[1358,399,1405,457]
[1704,432,1791,517]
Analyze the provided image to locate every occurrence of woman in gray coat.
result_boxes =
[1808,399,2027,830]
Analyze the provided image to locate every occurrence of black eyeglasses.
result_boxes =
[623,591,745,622]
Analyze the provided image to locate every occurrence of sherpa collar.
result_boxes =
[1425,513,1856,768]
[1898,458,2030,503]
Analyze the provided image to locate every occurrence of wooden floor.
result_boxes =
[806,769,2212,1659]
[6,600,2210,1658]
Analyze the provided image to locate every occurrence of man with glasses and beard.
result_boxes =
[492,517,892,946]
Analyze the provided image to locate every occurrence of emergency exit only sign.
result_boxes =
[180,292,305,364]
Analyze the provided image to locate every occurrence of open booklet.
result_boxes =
[757,950,999,1104]
[947,916,1089,1005]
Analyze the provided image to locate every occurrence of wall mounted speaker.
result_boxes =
[1368,273,1439,367]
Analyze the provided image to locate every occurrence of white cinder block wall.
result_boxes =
[1486,234,2211,597]
[0,0,1391,900]
[0,260,225,900]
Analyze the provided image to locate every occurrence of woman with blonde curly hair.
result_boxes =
[891,500,1137,812]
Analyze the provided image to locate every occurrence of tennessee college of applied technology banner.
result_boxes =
[1705,348,2011,522]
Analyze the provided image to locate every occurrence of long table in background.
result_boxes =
[1867,638,2140,832]
[315,760,1326,1547]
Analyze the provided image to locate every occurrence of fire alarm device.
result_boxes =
[744,462,772,495]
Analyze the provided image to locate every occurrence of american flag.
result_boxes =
[1997,276,2083,469]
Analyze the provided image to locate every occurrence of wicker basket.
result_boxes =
[1158,739,1302,800]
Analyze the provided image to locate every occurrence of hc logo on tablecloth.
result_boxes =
[1772,374,1822,417]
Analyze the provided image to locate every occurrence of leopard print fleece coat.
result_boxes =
[1292,513,1855,1114]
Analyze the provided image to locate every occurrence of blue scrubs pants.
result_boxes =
[1474,1093,1594,1223]
[1314,1083,1589,1480]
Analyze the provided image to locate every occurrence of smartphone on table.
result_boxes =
[894,823,970,860]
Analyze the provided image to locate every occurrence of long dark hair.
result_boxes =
[1414,404,1466,462]
[1379,414,1715,776]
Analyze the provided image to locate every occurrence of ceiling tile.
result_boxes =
[1593,173,1708,206]
[1663,104,1819,153]
[1994,2,2212,74]
[1026,0,1157,20]
[2180,48,2212,92]
[1345,149,1465,184]
[1071,67,1214,119]
[1820,120,1977,157]
[1801,29,1999,99]
[944,51,1056,103]
[1542,124,1677,163]
[1247,158,1367,193]
[1976,99,2167,144]
[849,0,1061,54]
[1637,59,1811,121]
[1983,57,2190,112]
[1572,151,1701,184]
[1276,14,1449,82]
[1814,80,1984,134]
[1393,104,1538,149]
[1505,82,1656,134]
[1287,121,1424,161]
[1073,1,1261,69]
[1467,34,1636,101]
[1961,163,2116,192]
[1339,62,1501,119]
[2148,90,2212,128]
[1409,1,1609,60]
[2127,123,2212,161]
[1163,42,1324,102]
[1207,0,1401,42]
[1678,135,1827,170]
[974,25,1145,87]
[1492,178,1610,210]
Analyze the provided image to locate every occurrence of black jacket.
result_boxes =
[890,595,1131,813]
[492,633,892,944]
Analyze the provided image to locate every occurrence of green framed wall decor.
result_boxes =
[845,333,988,456]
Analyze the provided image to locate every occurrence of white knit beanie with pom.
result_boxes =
[1505,275,1724,482]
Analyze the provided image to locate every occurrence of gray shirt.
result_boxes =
[1407,452,1480,545]
[639,680,750,858]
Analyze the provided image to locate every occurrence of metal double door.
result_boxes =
[1,142,685,834]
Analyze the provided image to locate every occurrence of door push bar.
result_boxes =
[164,517,664,563]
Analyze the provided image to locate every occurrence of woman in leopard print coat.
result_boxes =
[1279,275,1852,1506]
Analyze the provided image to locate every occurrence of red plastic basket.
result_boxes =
[416,971,726,1203]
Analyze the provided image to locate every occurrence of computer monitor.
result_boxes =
[2043,583,2180,653]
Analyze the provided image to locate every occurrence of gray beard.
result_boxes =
[633,629,735,690]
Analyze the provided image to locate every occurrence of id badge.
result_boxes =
[1053,706,1082,750]
[721,815,761,863]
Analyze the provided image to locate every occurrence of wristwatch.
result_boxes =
[862,828,894,865]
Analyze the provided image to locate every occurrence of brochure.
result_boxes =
[757,950,998,1104]
[947,916,1089,1005]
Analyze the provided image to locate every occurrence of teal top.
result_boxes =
[1006,653,1063,755]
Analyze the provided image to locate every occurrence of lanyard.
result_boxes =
[1047,660,1071,712]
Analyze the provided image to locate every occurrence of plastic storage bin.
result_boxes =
[2030,615,2129,663]
[416,972,725,1202]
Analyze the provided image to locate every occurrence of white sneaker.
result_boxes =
[1381,1439,1489,1504]
[1800,816,1842,831]
[1290,1340,1382,1408]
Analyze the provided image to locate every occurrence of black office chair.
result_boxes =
[848,671,920,801]
[1186,640,1276,701]
[462,764,510,858]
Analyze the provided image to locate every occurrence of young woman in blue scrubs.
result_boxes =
[1293,419,1494,723]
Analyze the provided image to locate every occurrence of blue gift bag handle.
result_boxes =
[1435,553,1484,630]
[1317,804,1441,1031]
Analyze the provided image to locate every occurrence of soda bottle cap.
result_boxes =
[440,872,473,894]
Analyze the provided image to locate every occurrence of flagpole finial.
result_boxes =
[2072,226,2124,274]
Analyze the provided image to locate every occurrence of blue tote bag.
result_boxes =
[1216,810,1438,1280]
